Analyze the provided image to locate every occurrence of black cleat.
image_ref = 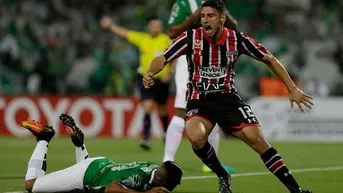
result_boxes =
[21,120,55,143]
[219,175,232,193]
[139,140,151,151]
[59,114,84,147]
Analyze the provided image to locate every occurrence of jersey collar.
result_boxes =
[149,169,158,185]
[203,27,227,45]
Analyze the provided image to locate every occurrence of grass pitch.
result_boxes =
[0,137,342,193]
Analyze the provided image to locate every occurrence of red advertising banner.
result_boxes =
[0,96,176,138]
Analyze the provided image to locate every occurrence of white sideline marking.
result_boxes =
[182,166,343,180]
[4,192,27,193]
[5,166,343,193]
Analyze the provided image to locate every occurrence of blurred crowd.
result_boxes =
[1,0,343,100]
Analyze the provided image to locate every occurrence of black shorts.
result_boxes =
[137,74,169,105]
[185,93,260,133]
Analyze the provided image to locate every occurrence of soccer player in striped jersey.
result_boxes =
[22,114,182,193]
[163,0,237,174]
[143,0,313,193]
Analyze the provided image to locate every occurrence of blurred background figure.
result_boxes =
[162,0,237,174]
[0,0,342,97]
[100,15,172,151]
[303,77,329,98]
[0,0,342,96]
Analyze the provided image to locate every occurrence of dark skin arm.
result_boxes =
[224,12,238,31]
[167,8,201,39]
[105,181,169,193]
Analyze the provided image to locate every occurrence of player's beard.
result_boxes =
[204,22,221,38]
[213,27,220,38]
[208,26,221,39]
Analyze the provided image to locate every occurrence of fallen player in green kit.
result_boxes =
[22,114,183,193]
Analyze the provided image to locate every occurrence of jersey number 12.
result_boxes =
[238,106,255,119]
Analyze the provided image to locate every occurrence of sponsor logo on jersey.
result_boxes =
[186,109,198,116]
[226,50,238,56]
[198,66,227,78]
[111,162,140,171]
[195,82,226,93]
[121,174,142,188]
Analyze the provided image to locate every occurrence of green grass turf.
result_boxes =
[0,137,342,193]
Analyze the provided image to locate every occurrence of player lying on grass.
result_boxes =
[22,114,183,193]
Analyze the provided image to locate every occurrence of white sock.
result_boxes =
[163,116,185,162]
[25,141,49,181]
[208,124,220,155]
[75,144,90,163]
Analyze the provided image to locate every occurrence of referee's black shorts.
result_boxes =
[137,74,169,105]
[185,93,260,133]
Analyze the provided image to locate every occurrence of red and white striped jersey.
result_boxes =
[164,27,269,100]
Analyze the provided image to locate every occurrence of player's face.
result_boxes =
[147,19,163,37]
[151,167,165,187]
[201,7,226,37]
[151,172,178,191]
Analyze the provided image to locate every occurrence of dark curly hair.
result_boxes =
[201,0,226,14]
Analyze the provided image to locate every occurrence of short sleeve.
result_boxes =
[168,0,189,27]
[238,32,270,61]
[127,31,146,47]
[163,32,188,63]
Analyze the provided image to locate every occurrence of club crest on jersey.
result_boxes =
[226,50,238,56]
[226,50,238,62]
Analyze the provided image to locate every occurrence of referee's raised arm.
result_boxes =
[100,16,129,39]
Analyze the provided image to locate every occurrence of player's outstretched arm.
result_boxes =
[105,181,169,193]
[261,54,297,92]
[143,55,168,88]
[100,16,129,39]
[239,32,314,112]
[261,54,314,112]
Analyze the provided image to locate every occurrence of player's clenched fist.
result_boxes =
[146,187,170,193]
[143,72,155,88]
[100,16,113,30]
